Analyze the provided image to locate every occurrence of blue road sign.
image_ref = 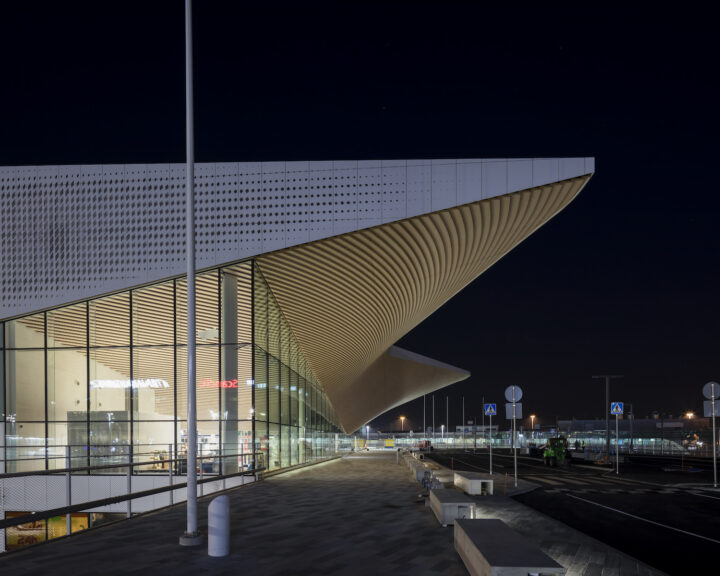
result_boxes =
[484,403,497,416]
[610,402,624,415]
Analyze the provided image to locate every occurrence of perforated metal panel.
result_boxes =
[0,158,594,319]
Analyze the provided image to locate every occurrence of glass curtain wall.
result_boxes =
[2,259,341,474]
[248,262,340,471]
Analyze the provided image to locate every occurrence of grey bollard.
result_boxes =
[208,495,230,557]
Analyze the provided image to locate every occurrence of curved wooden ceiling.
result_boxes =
[257,176,591,432]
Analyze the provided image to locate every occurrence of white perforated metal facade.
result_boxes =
[0,158,594,319]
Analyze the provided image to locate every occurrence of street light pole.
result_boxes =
[179,0,201,547]
[593,375,623,456]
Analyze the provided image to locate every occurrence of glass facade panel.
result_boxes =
[177,272,220,346]
[281,425,290,468]
[236,345,253,421]
[236,420,253,470]
[197,420,220,462]
[1,257,343,479]
[89,348,130,418]
[47,303,86,348]
[47,348,87,422]
[254,346,268,422]
[133,282,174,346]
[268,356,279,424]
[280,362,290,425]
[290,425,299,466]
[5,314,44,348]
[268,423,280,470]
[90,292,130,347]
[132,347,174,420]
[5,422,46,472]
[134,421,174,470]
[49,421,86,470]
[254,419,267,470]
[6,350,44,421]
[290,371,299,427]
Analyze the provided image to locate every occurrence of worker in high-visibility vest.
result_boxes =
[543,443,556,466]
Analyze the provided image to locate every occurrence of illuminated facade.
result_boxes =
[1,260,342,474]
[0,158,593,548]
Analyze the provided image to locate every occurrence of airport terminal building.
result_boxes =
[0,157,593,549]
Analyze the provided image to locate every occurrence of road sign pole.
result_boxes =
[713,389,717,488]
[615,413,619,475]
[489,414,492,475]
[701,382,718,488]
[512,389,518,488]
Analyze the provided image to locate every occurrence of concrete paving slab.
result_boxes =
[0,451,668,575]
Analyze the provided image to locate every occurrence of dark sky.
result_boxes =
[1,2,718,431]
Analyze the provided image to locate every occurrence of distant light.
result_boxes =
[685,412,695,419]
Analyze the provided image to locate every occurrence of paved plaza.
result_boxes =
[0,451,666,575]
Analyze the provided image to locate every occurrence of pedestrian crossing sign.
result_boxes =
[484,403,497,416]
[610,402,624,415]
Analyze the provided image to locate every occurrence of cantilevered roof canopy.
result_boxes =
[257,174,592,432]
[336,346,470,433]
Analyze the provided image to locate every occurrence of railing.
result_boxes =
[0,446,264,553]
[0,442,353,553]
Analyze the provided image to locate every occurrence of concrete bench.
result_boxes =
[429,488,476,526]
[454,471,494,495]
[455,519,566,576]
[413,463,429,483]
[408,459,429,479]
[431,470,454,484]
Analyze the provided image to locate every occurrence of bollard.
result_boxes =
[208,495,230,557]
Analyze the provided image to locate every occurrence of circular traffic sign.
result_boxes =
[505,385,523,402]
[703,381,720,400]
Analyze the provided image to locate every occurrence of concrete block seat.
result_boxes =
[455,519,566,576]
[431,470,454,484]
[429,488,475,527]
[414,464,429,482]
[454,471,494,495]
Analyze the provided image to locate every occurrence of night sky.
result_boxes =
[1,2,718,432]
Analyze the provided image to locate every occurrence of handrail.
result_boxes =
[0,451,255,479]
[0,465,262,531]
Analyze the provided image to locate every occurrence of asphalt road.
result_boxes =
[430,450,720,575]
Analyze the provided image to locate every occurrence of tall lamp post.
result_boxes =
[179,0,201,547]
[400,416,405,432]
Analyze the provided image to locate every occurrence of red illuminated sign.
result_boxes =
[199,378,238,389]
